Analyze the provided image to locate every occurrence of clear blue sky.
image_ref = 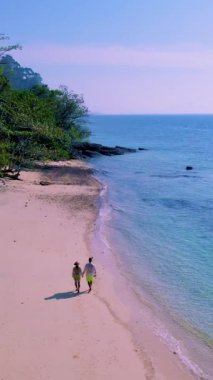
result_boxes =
[1,0,213,114]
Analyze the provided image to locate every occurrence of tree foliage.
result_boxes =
[0,55,43,90]
[0,34,21,59]
[0,38,90,178]
[0,83,90,175]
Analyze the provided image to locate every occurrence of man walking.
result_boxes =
[83,257,96,293]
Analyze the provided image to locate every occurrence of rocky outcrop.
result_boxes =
[39,181,52,186]
[73,143,145,158]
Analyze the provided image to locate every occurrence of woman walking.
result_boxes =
[72,262,83,293]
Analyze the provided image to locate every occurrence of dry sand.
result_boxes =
[0,160,197,380]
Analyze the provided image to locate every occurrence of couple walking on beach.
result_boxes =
[72,257,96,294]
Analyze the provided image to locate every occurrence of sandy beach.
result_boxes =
[0,160,198,380]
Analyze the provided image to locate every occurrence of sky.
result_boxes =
[1,0,213,114]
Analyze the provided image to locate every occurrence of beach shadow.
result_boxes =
[44,290,87,301]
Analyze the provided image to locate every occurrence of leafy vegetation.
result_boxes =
[0,33,21,58]
[0,35,90,178]
[0,55,42,90]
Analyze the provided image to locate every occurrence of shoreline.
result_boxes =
[0,160,205,379]
[0,160,147,380]
[90,177,206,380]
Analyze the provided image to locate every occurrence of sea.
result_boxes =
[88,115,213,380]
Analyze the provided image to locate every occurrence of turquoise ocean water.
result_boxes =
[89,115,213,379]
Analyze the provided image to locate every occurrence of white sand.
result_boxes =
[0,161,197,380]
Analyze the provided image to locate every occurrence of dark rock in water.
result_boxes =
[138,147,147,151]
[73,142,140,158]
[115,145,137,153]
[39,181,52,186]
[82,150,100,158]
[186,166,193,170]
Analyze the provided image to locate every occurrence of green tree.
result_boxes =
[0,55,42,90]
[0,33,21,59]
[0,36,90,178]
[32,84,90,142]
[54,86,89,138]
[0,34,21,91]
[0,84,90,177]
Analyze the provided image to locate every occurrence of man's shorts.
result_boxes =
[86,275,94,283]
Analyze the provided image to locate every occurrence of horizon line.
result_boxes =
[89,112,213,116]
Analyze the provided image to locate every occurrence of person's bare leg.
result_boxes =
[88,281,92,292]
[77,281,80,293]
[74,281,78,291]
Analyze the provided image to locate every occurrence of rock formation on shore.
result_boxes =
[73,143,146,158]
